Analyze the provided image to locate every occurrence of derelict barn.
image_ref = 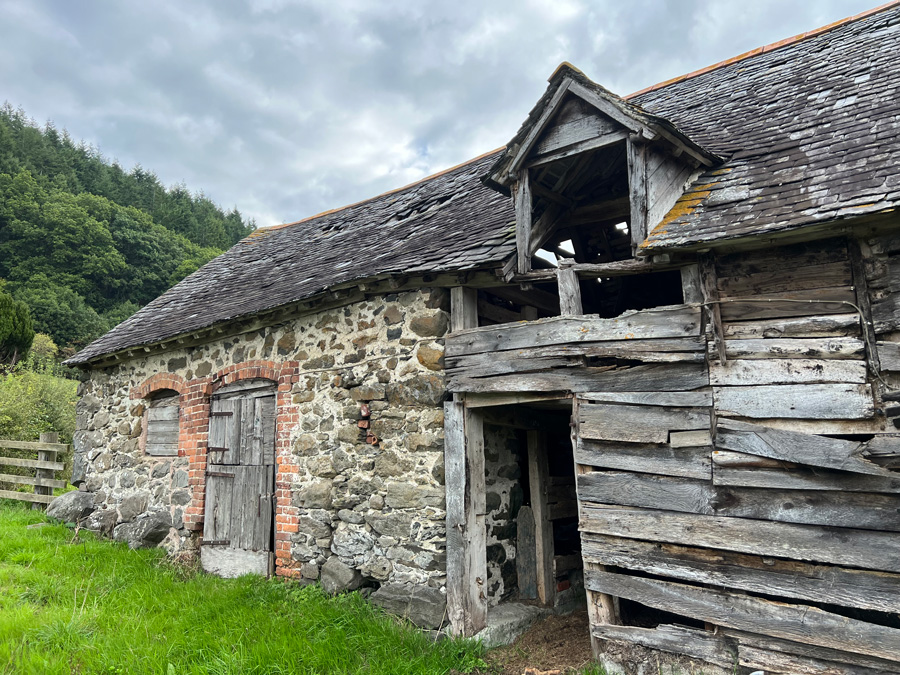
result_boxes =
[64,5,900,674]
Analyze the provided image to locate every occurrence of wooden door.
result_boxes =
[201,381,276,578]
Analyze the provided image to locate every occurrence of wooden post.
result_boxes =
[571,397,620,657]
[848,238,880,376]
[444,400,487,636]
[35,432,58,510]
[515,171,533,274]
[527,430,555,605]
[557,263,584,316]
[627,137,648,255]
[699,253,726,364]
[451,286,478,333]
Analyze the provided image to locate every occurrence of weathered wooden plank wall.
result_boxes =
[444,236,900,671]
[570,238,900,673]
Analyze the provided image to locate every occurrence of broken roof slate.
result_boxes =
[636,4,900,250]
[68,152,515,365]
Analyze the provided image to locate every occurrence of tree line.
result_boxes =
[0,103,255,357]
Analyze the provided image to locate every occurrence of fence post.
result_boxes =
[34,432,58,510]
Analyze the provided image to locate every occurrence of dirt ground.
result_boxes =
[476,610,596,675]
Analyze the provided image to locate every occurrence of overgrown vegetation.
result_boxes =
[0,501,488,675]
[0,332,78,491]
[0,104,255,355]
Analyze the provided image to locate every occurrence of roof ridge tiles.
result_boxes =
[624,0,900,99]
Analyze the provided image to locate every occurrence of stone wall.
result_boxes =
[71,289,451,608]
[483,424,523,605]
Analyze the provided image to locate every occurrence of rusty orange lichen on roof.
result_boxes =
[624,0,900,99]
[642,183,718,245]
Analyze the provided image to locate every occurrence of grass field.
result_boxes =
[0,501,487,675]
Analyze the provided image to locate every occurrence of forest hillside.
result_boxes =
[0,103,254,357]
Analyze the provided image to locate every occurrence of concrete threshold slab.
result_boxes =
[474,602,554,649]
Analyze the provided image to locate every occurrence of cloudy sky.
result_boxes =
[0,0,882,227]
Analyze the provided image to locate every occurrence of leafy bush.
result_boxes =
[0,368,76,443]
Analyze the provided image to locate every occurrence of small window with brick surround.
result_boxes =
[145,390,180,457]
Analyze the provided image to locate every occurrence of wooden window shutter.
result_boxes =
[146,396,179,456]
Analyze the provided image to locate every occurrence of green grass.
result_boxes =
[0,501,486,675]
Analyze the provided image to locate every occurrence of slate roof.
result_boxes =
[635,2,900,251]
[67,152,515,365]
[68,3,900,365]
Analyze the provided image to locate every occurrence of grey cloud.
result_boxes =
[0,0,878,227]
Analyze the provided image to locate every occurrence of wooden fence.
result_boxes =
[0,432,68,508]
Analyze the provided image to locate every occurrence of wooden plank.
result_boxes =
[717,416,886,435]
[715,485,900,532]
[451,287,478,333]
[713,465,900,493]
[713,383,874,419]
[464,392,568,409]
[876,341,900,371]
[0,440,66,453]
[716,419,893,476]
[0,490,53,504]
[239,399,256,466]
[447,338,707,374]
[579,390,712,407]
[515,173,532,274]
[579,403,709,443]
[722,629,900,675]
[0,473,66,489]
[525,131,629,169]
[717,260,852,297]
[444,305,702,357]
[710,359,866,385]
[718,286,856,321]
[146,442,178,457]
[716,239,848,278]
[722,313,860,339]
[712,450,788,468]
[724,337,865,360]
[584,568,900,661]
[680,264,702,304]
[447,353,574,380]
[581,533,900,614]
[579,504,900,572]
[527,431,554,605]
[516,505,537,599]
[533,102,621,156]
[0,456,64,472]
[669,430,711,448]
[260,396,276,466]
[578,470,714,514]
[451,362,709,394]
[443,401,487,636]
[592,624,738,671]
[576,439,711,480]
[557,265,583,316]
